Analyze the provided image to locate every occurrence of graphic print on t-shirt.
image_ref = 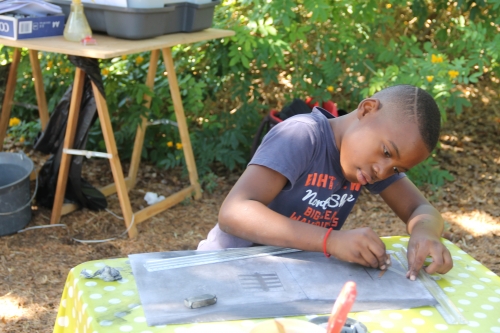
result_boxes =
[253,109,404,231]
[289,173,362,229]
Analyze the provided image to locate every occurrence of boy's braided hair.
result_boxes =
[373,84,441,153]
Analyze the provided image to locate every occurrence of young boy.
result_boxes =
[198,84,453,280]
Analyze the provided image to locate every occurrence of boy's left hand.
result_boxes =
[406,229,453,280]
[380,177,453,280]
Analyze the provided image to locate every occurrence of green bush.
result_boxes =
[2,0,498,189]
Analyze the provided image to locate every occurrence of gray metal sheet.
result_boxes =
[128,250,437,326]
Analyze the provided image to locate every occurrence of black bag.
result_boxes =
[250,99,346,159]
[250,99,311,159]
[34,56,107,211]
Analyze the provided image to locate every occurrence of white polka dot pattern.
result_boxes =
[411,318,425,325]
[51,238,500,333]
[57,316,69,327]
[435,324,448,330]
[402,327,417,333]
[420,310,433,316]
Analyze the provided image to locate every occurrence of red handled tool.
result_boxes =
[326,281,357,333]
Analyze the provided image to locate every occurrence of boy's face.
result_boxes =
[340,100,430,185]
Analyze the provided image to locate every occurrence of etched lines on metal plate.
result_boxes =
[238,272,284,291]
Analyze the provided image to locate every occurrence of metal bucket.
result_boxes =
[0,152,34,236]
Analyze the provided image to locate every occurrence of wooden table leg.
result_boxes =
[0,48,21,151]
[161,47,202,200]
[28,50,49,131]
[50,68,85,224]
[128,49,159,185]
[100,50,160,197]
[91,82,138,238]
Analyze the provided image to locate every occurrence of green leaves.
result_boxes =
[407,157,455,190]
[2,0,497,190]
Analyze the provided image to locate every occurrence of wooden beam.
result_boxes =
[28,50,49,130]
[61,203,79,216]
[0,48,21,150]
[128,49,160,186]
[50,68,85,224]
[98,177,134,197]
[134,185,196,224]
[161,47,202,200]
[91,81,138,238]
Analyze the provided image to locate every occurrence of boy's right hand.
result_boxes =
[327,228,391,270]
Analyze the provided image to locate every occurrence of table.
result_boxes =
[52,236,500,333]
[0,29,234,237]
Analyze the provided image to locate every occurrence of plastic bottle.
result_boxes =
[63,0,92,42]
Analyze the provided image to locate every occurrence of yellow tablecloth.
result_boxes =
[53,236,500,333]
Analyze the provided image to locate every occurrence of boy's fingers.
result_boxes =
[438,249,454,273]
[360,236,388,269]
[425,249,453,274]
[360,249,381,268]
[368,243,389,269]
[422,257,442,275]
[407,246,426,280]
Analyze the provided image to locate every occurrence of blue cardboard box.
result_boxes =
[0,14,65,40]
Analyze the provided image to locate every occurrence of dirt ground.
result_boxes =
[0,86,499,332]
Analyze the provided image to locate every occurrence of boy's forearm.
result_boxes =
[406,204,444,238]
[219,199,328,252]
[220,196,391,270]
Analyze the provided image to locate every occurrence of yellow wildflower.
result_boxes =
[326,85,334,92]
[386,3,392,9]
[176,143,183,150]
[431,54,443,63]
[121,55,127,60]
[19,136,25,143]
[102,68,110,76]
[9,117,20,127]
[448,70,459,79]
[426,76,434,82]
[65,68,71,73]
[135,56,144,65]
[167,141,173,147]
[47,60,53,69]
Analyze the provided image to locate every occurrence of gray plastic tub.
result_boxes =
[0,152,34,236]
[183,1,219,32]
[50,0,176,39]
[49,0,219,39]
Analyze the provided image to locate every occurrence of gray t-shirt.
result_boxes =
[197,108,405,250]
[250,108,405,230]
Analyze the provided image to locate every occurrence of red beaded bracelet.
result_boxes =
[323,227,333,258]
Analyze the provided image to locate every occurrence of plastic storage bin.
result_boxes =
[183,1,218,32]
[166,0,219,32]
[165,0,212,4]
[53,0,165,8]
[127,0,165,8]
[50,0,219,39]
[49,0,176,39]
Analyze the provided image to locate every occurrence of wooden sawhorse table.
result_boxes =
[0,29,234,237]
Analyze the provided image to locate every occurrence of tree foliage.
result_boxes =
[2,0,499,187]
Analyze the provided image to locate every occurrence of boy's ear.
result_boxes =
[357,98,381,119]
